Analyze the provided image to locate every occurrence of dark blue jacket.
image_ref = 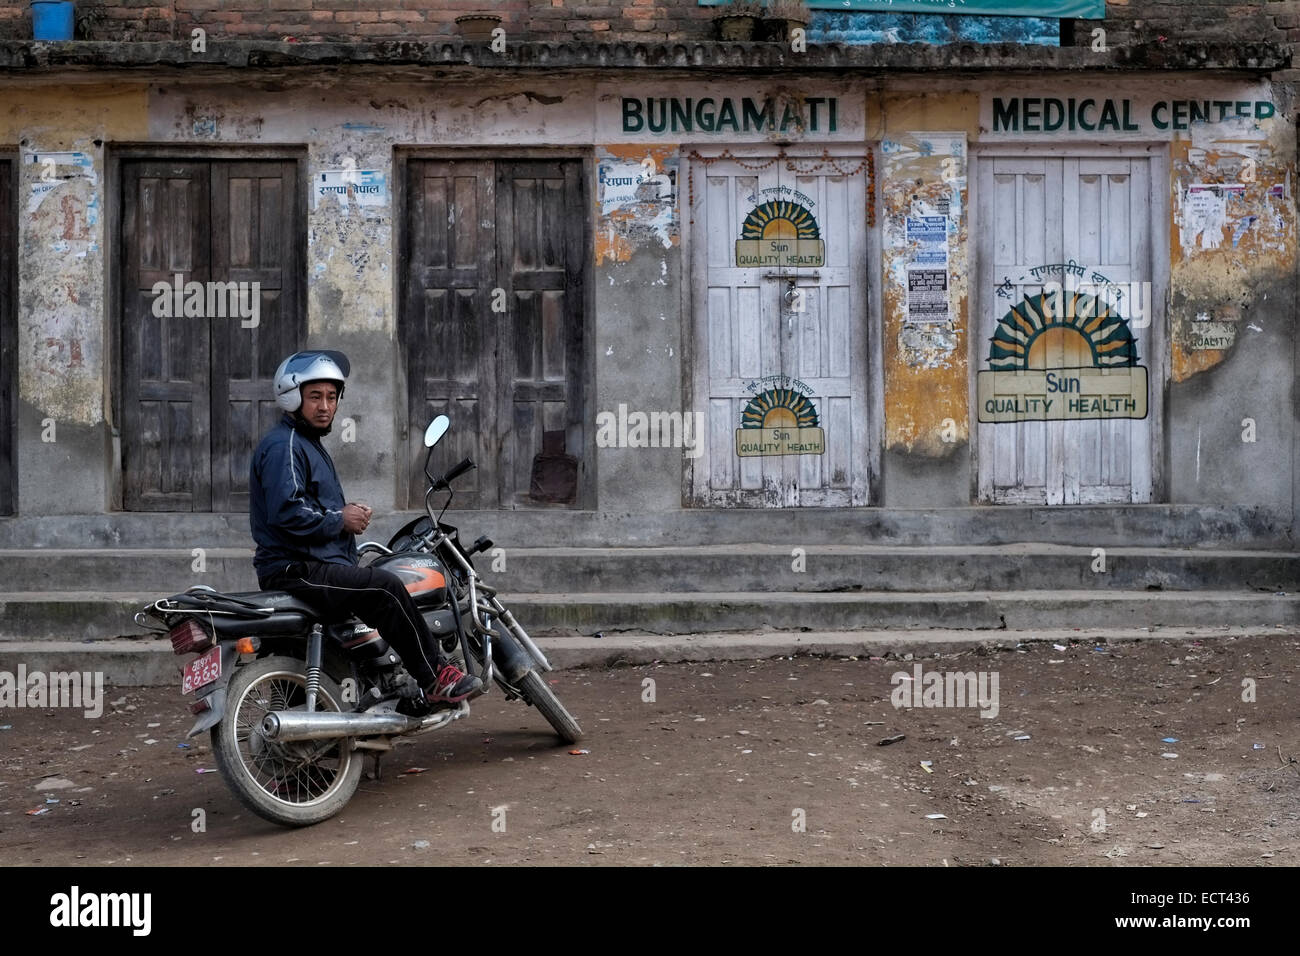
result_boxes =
[250,413,357,583]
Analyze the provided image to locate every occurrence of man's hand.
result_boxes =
[342,502,372,535]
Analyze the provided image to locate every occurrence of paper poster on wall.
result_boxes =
[25,151,96,214]
[735,187,824,268]
[907,268,950,323]
[315,169,387,209]
[598,160,674,214]
[906,215,947,261]
[904,215,950,324]
[1180,183,1243,250]
[1189,316,1238,350]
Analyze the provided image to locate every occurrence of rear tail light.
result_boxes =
[169,619,213,655]
[190,696,212,715]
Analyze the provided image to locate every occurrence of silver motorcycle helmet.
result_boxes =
[272,350,350,412]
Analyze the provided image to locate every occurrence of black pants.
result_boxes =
[262,560,443,689]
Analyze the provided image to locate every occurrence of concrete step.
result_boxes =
[0,504,1291,549]
[0,545,1295,594]
[1,625,1292,688]
[1,589,1295,641]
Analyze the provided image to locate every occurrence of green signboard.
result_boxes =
[700,1,1106,17]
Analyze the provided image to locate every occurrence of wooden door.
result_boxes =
[402,158,586,509]
[122,159,302,512]
[496,161,586,508]
[0,158,14,515]
[689,153,869,507]
[209,162,300,512]
[404,159,496,509]
[976,156,1156,504]
[122,161,213,511]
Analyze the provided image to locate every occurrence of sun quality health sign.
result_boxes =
[698,1,1105,16]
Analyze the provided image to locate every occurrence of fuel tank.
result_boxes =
[370,552,449,607]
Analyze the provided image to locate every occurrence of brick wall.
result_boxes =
[1081,0,1287,46]
[0,0,1292,47]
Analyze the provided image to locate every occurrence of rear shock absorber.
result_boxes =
[305,624,323,713]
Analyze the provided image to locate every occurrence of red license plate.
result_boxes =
[181,645,221,695]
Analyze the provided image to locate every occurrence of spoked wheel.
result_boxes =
[518,669,584,744]
[211,655,363,827]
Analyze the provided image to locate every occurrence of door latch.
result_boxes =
[783,279,806,324]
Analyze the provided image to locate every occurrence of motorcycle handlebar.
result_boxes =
[433,457,476,490]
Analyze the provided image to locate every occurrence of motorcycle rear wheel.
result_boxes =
[518,669,583,744]
[211,655,364,828]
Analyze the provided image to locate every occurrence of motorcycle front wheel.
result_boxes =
[211,655,364,827]
[518,669,584,744]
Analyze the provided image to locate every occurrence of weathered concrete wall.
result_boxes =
[0,84,147,514]
[592,142,684,511]
[877,92,978,507]
[0,66,1294,528]
[0,74,605,515]
[1164,83,1297,508]
[964,74,1295,508]
[148,75,600,511]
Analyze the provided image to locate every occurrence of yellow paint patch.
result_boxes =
[880,129,970,455]
[602,143,677,167]
[881,93,980,139]
[1168,130,1296,383]
[0,84,148,141]
[596,224,636,264]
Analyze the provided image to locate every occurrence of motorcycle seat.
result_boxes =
[210,611,313,636]
[173,588,373,639]
[222,590,327,618]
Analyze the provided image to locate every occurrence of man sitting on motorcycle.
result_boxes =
[249,349,482,707]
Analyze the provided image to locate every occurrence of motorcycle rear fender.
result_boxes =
[186,685,227,738]
[185,641,242,738]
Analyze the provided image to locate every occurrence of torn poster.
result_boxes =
[906,215,950,324]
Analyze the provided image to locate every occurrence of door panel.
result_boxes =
[781,166,864,506]
[122,162,212,511]
[122,159,303,512]
[977,156,1155,504]
[0,158,14,515]
[703,171,780,499]
[402,158,586,510]
[690,154,869,507]
[404,160,495,508]
[210,162,299,512]
[497,161,586,509]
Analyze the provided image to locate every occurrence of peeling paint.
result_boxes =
[0,87,144,432]
[1168,99,1295,382]
[595,145,679,266]
[305,143,393,334]
[880,109,971,456]
[19,157,103,423]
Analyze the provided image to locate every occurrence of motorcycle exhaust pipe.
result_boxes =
[260,710,421,742]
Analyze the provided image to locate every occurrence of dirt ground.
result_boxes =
[2,632,1299,867]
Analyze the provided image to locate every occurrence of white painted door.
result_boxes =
[689,153,869,507]
[977,156,1157,504]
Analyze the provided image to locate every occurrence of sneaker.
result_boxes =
[424,663,482,705]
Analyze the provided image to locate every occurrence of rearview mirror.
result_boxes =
[424,415,450,448]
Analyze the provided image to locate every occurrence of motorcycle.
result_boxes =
[135,415,582,827]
